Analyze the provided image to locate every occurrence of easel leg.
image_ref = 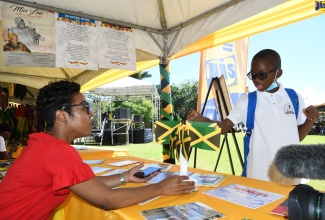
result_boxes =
[225,135,235,175]
[214,135,226,171]
[230,130,244,169]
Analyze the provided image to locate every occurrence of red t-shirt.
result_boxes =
[0,132,95,219]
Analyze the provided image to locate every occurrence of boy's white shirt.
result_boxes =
[227,83,307,184]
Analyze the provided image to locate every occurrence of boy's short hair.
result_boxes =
[36,80,81,130]
[252,49,281,68]
[0,123,13,133]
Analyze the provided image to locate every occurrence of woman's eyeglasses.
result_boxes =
[247,67,278,80]
[61,101,90,115]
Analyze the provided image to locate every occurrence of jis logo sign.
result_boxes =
[205,55,237,88]
[315,1,325,11]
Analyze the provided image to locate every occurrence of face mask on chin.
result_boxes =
[265,70,279,92]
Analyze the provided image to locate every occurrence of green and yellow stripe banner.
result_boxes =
[154,120,221,161]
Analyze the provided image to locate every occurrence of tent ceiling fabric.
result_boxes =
[0,0,323,97]
[5,0,286,58]
[89,77,159,98]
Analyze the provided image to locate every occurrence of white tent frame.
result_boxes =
[85,77,160,131]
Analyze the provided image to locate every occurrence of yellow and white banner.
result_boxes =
[198,38,249,120]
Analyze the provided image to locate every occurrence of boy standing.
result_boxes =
[187,49,319,184]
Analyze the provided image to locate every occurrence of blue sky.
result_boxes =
[143,13,325,107]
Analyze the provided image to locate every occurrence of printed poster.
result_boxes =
[97,21,136,71]
[55,12,98,70]
[1,2,55,67]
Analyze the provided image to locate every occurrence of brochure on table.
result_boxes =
[83,159,106,165]
[91,167,112,174]
[101,169,127,176]
[108,160,139,167]
[204,183,285,209]
[140,202,225,220]
[140,163,173,173]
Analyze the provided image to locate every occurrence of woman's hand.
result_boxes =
[157,175,195,195]
[126,162,160,183]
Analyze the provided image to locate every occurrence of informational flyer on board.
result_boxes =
[55,12,98,70]
[1,2,55,67]
[97,21,136,71]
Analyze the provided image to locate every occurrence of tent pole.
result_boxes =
[159,58,175,164]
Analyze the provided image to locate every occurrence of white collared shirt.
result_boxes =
[227,83,307,184]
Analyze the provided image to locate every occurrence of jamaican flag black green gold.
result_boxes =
[154,120,221,161]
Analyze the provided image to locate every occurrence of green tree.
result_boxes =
[130,71,152,80]
[171,80,198,122]
[155,80,198,122]
[118,99,153,123]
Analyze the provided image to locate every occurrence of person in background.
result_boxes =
[187,49,319,184]
[0,80,195,220]
[0,123,16,160]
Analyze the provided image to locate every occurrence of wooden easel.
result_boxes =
[189,75,243,175]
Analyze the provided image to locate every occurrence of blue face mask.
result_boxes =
[265,70,279,92]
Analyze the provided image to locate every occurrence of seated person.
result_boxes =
[0,123,16,160]
[0,80,195,219]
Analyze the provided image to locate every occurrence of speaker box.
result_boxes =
[133,129,153,143]
[114,108,130,119]
[133,114,143,123]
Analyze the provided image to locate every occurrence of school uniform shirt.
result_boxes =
[227,83,307,184]
[0,136,6,152]
[0,132,95,220]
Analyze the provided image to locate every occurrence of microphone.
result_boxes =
[274,144,325,180]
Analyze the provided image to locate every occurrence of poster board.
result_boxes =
[210,75,232,120]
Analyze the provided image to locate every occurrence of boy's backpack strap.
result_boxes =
[285,88,299,119]
[242,91,257,177]
[242,88,298,177]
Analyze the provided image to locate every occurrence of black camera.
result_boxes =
[288,184,325,220]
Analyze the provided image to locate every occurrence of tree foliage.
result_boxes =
[156,80,198,122]
[130,71,152,80]
[171,80,198,122]
[118,99,153,123]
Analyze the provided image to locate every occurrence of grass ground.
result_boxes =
[101,133,325,191]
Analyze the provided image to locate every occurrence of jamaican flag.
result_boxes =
[154,120,181,156]
[155,120,221,162]
[186,121,221,151]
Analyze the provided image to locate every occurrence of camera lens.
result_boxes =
[288,184,325,220]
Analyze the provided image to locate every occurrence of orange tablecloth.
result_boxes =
[52,156,294,220]
[8,145,129,160]
[74,146,129,158]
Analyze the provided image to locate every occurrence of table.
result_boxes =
[52,156,294,220]
[72,145,129,159]
[8,145,129,160]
